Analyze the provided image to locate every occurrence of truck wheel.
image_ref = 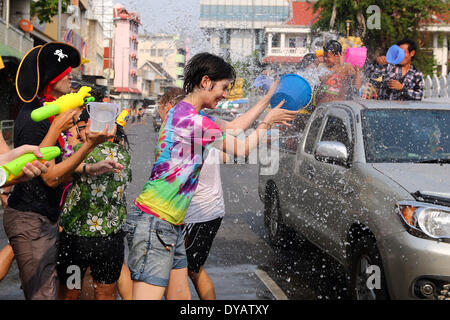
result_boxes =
[349,236,389,300]
[264,187,290,248]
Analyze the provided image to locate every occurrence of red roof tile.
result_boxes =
[261,56,303,64]
[286,2,320,26]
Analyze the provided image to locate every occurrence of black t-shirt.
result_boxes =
[8,98,63,222]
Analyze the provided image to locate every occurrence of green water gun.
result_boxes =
[0,146,61,187]
[31,86,95,122]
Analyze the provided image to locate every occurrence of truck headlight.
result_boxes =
[397,202,450,240]
[417,208,450,239]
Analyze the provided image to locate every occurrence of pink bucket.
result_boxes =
[345,47,367,68]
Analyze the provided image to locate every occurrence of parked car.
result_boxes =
[259,100,450,300]
[145,104,157,117]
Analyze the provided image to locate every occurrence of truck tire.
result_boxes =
[264,185,292,249]
[349,235,389,300]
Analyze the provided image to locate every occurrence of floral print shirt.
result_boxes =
[59,141,132,237]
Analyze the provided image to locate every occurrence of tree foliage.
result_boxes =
[312,0,449,75]
[30,0,71,24]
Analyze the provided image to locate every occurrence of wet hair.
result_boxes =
[396,38,417,56]
[183,52,236,93]
[160,87,185,107]
[91,87,106,102]
[114,124,130,151]
[300,53,317,69]
[77,107,90,123]
[323,40,342,55]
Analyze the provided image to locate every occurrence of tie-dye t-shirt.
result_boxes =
[135,101,224,225]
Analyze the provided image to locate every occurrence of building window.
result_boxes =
[272,34,280,48]
[220,29,231,45]
[158,49,164,57]
[151,49,156,56]
[289,38,296,48]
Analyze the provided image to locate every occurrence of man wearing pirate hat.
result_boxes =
[3,42,117,300]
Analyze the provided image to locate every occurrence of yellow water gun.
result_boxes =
[31,86,94,122]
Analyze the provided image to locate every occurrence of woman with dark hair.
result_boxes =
[125,52,297,300]
[57,108,132,300]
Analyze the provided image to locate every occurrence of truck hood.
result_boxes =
[372,163,450,199]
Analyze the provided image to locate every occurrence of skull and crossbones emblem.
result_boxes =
[54,49,68,62]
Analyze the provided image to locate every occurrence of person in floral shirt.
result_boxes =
[57,114,132,300]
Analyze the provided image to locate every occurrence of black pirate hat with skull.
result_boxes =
[16,42,81,102]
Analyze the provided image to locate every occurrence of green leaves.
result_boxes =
[30,0,71,24]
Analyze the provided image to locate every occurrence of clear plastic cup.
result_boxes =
[87,102,119,133]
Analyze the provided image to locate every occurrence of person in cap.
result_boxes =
[3,42,118,300]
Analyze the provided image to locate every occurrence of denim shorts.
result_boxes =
[122,205,187,287]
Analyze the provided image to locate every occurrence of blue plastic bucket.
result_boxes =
[270,74,312,111]
[386,45,405,65]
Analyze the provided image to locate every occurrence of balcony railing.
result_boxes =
[267,47,309,57]
[0,18,33,57]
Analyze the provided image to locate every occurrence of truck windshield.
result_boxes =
[362,109,450,163]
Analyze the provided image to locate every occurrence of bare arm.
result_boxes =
[40,122,116,188]
[215,78,279,134]
[0,132,9,154]
[40,109,80,148]
[221,121,271,157]
[218,101,297,157]
[351,65,362,89]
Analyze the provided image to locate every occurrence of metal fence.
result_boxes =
[423,73,450,100]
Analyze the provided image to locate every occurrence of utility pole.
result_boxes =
[58,0,62,41]
[5,0,9,28]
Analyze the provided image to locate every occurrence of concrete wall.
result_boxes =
[9,0,30,27]
[138,34,180,80]
[86,19,104,77]
[113,19,131,89]
[229,29,255,60]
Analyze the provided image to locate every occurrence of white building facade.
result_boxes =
[200,0,290,61]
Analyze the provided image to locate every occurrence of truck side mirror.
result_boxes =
[315,141,349,167]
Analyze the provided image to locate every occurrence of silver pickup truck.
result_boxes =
[258,100,450,300]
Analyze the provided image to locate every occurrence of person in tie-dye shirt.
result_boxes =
[125,53,297,300]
